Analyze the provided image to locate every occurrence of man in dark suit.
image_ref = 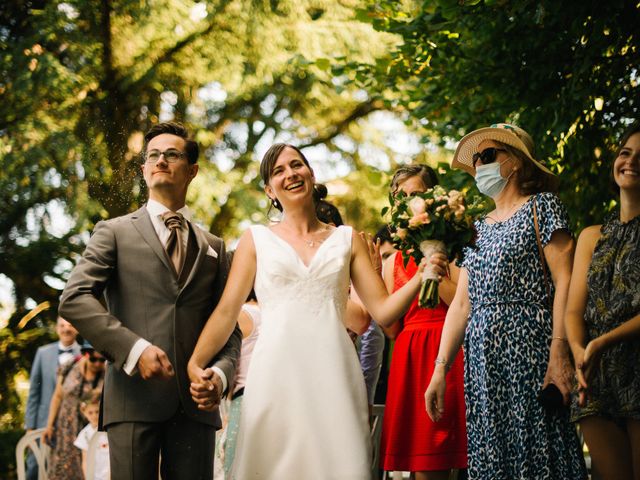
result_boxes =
[24,316,80,480]
[59,122,242,479]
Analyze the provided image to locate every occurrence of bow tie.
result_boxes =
[58,347,73,354]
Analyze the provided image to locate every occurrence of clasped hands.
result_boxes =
[138,345,223,411]
[188,363,224,411]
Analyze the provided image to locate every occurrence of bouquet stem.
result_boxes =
[418,240,445,309]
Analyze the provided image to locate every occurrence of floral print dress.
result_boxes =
[48,360,103,480]
[571,212,640,422]
[460,192,586,479]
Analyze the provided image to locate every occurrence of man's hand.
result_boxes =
[137,345,174,380]
[189,367,223,411]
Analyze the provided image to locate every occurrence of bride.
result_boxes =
[188,144,445,478]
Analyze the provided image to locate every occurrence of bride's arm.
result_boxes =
[188,230,257,378]
[350,232,444,327]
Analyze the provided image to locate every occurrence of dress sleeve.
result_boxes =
[457,219,482,268]
[534,192,571,246]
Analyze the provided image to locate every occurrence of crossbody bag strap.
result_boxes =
[532,198,552,309]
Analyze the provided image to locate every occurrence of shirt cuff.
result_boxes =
[123,339,151,376]
[210,366,228,393]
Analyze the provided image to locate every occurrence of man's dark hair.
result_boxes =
[143,122,199,164]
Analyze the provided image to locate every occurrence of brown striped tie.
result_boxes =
[162,211,185,277]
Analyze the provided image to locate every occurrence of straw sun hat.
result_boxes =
[451,123,554,176]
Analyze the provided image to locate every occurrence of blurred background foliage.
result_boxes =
[0,0,638,473]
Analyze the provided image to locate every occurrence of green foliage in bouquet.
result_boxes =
[384,185,487,267]
[384,185,487,307]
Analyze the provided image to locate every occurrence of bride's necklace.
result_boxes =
[302,225,331,248]
[281,222,330,248]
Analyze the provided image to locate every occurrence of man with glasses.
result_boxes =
[60,122,242,479]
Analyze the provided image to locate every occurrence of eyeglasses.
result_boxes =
[472,147,507,168]
[144,149,186,164]
[88,356,106,363]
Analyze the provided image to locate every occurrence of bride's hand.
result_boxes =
[188,363,223,411]
[420,253,447,280]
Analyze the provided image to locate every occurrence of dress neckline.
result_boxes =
[260,224,344,269]
[482,195,534,227]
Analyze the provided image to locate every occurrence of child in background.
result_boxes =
[74,390,109,480]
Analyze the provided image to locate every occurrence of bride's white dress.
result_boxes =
[231,225,371,479]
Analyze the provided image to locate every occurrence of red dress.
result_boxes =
[380,252,467,472]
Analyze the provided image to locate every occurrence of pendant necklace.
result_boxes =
[302,225,330,248]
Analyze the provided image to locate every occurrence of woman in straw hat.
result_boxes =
[565,121,640,479]
[424,124,587,479]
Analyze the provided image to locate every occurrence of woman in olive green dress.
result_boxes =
[565,121,640,479]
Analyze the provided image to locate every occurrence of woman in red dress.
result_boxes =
[380,165,467,480]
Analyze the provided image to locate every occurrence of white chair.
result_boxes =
[15,428,49,480]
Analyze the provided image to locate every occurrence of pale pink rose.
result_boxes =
[396,228,408,240]
[408,196,426,215]
[408,212,431,228]
[448,190,462,207]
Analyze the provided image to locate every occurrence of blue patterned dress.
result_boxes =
[460,192,587,479]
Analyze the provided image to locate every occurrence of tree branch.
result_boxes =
[299,99,385,148]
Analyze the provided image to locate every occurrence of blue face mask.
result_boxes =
[475,161,512,198]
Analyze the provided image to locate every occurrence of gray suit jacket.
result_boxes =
[24,342,81,429]
[59,207,241,428]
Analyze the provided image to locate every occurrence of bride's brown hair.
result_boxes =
[260,143,325,212]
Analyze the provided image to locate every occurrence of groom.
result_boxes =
[59,122,241,479]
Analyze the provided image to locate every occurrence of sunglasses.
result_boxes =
[472,147,507,168]
[88,356,106,363]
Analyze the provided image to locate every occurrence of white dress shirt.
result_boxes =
[123,199,227,391]
[58,340,80,366]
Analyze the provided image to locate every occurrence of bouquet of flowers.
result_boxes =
[384,185,485,308]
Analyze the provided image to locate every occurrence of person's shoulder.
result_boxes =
[577,224,602,246]
[93,208,144,231]
[37,341,58,353]
[533,191,563,205]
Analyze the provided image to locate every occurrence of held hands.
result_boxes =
[188,363,223,411]
[138,345,175,380]
[542,340,573,406]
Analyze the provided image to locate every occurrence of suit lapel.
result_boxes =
[131,207,174,275]
[44,344,58,378]
[180,224,209,291]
